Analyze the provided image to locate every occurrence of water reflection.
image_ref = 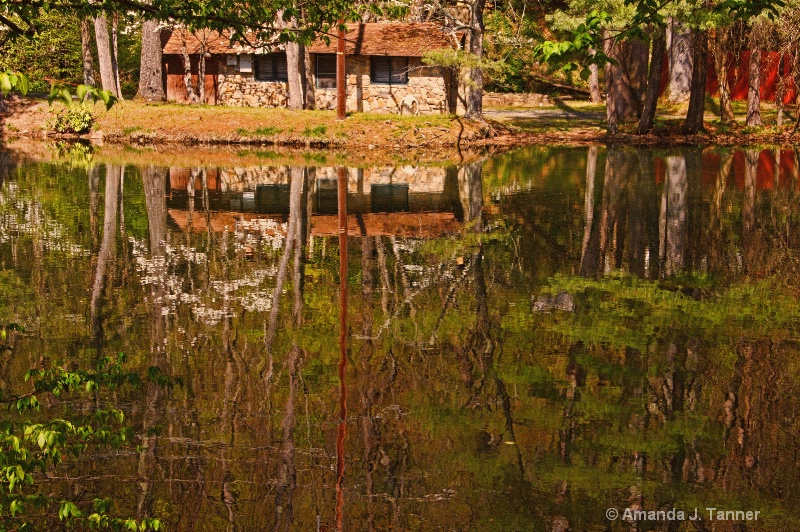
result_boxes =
[1,145,800,530]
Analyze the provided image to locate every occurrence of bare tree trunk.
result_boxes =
[713,29,735,123]
[629,38,650,104]
[746,32,762,127]
[111,13,123,98]
[776,53,785,127]
[588,48,602,103]
[198,49,206,103]
[136,19,166,101]
[302,45,315,109]
[94,15,119,96]
[604,33,641,132]
[638,29,667,134]
[681,29,708,134]
[667,19,693,104]
[464,0,485,120]
[589,64,602,103]
[180,30,199,103]
[286,40,304,110]
[81,19,96,86]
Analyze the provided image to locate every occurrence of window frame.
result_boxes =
[315,55,337,89]
[254,53,288,82]
[370,56,409,85]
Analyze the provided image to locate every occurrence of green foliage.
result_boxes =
[0,70,29,97]
[534,10,616,80]
[0,12,82,93]
[0,353,166,530]
[47,106,94,134]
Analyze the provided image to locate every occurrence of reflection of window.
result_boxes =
[316,55,337,88]
[255,54,288,81]
[371,184,409,212]
[371,57,409,84]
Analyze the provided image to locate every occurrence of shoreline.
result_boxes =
[3,96,800,151]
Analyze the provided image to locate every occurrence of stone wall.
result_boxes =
[314,56,452,114]
[217,61,289,107]
[213,55,453,114]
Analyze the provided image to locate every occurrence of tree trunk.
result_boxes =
[302,45,315,109]
[713,29,735,123]
[198,49,206,103]
[629,37,650,104]
[464,0,485,120]
[776,53,785,127]
[667,19,693,104]
[589,64,602,103]
[111,13,123,98]
[94,15,118,96]
[180,30,199,103]
[286,40,304,110]
[638,29,667,134]
[81,19,95,86]
[136,19,166,101]
[588,48,602,103]
[746,35,762,127]
[681,29,708,134]
[604,32,641,132]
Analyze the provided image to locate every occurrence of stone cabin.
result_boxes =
[161,23,461,114]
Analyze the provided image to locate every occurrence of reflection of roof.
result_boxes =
[162,23,458,57]
[168,210,460,238]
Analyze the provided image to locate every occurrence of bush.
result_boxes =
[47,106,94,134]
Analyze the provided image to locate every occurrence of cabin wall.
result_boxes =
[163,55,218,104]
[313,56,453,114]
[163,53,454,114]
[216,58,289,107]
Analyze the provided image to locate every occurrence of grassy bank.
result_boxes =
[3,95,800,150]
[2,98,490,149]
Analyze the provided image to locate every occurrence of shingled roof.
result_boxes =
[307,23,458,56]
[162,23,458,57]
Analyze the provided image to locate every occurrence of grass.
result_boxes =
[81,100,478,147]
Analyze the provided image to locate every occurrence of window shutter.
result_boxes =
[276,55,288,81]
[372,57,391,84]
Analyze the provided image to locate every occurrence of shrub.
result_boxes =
[47,106,94,134]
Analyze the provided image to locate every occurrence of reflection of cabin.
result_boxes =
[160,23,460,114]
[166,166,465,237]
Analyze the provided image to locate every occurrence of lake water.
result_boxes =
[1,143,799,530]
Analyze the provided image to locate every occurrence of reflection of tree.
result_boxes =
[137,165,169,522]
[659,155,688,277]
[90,164,121,345]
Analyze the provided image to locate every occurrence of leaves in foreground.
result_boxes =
[0,353,172,531]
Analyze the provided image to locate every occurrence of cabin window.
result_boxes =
[370,57,409,84]
[316,55,337,88]
[255,53,288,82]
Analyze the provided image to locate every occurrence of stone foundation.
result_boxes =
[212,55,453,114]
[217,63,289,107]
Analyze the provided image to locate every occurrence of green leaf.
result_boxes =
[0,73,11,97]
[76,85,88,102]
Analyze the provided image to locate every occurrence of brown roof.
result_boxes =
[307,23,457,57]
[161,29,278,55]
[162,23,457,57]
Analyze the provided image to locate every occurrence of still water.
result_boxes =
[1,144,800,530]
